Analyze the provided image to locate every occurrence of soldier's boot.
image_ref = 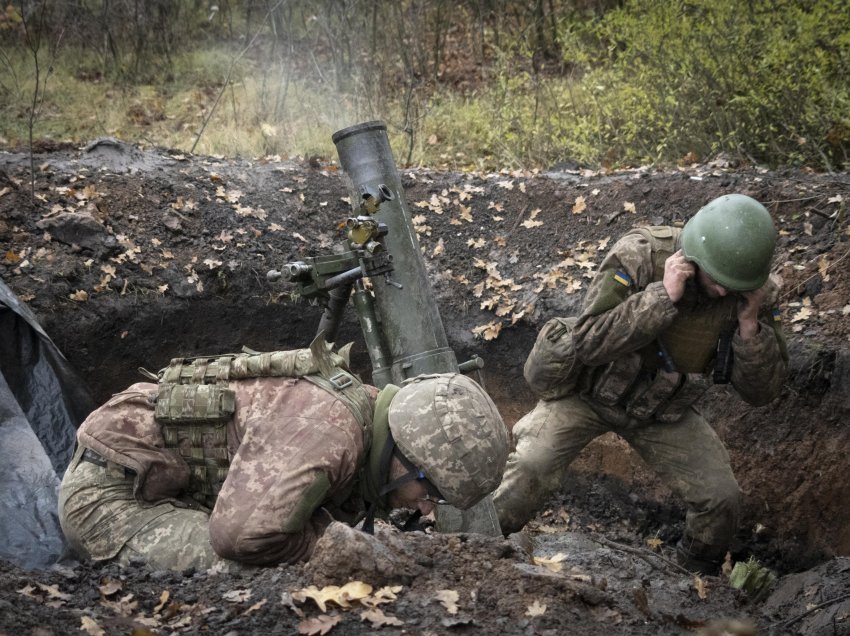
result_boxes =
[492,451,561,535]
[676,535,727,575]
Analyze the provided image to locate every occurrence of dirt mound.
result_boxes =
[0,141,848,633]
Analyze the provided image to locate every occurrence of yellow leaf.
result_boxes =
[361,607,404,627]
[434,589,459,614]
[459,204,473,222]
[721,552,734,578]
[791,306,812,322]
[467,237,485,249]
[522,219,543,228]
[694,575,708,600]
[244,598,267,615]
[223,588,252,603]
[80,616,105,636]
[360,585,403,608]
[572,196,587,214]
[623,201,636,213]
[646,537,664,551]
[526,600,547,617]
[154,590,169,612]
[533,553,567,572]
[3,250,22,264]
[297,614,341,635]
[69,290,89,302]
[291,582,372,612]
[98,579,122,596]
[471,320,502,341]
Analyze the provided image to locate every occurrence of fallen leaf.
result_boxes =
[363,586,403,607]
[827,194,843,204]
[526,600,547,617]
[291,582,373,612]
[572,196,587,214]
[361,607,404,627]
[722,553,734,577]
[467,237,485,249]
[471,320,502,341]
[298,614,341,635]
[791,306,812,323]
[80,616,105,636]
[694,575,708,600]
[244,598,267,615]
[432,238,445,257]
[98,579,122,596]
[69,290,89,302]
[623,201,636,213]
[534,553,567,572]
[154,590,170,612]
[101,593,138,616]
[646,537,664,551]
[3,250,22,264]
[223,589,252,603]
[434,589,459,614]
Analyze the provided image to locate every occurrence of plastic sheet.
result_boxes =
[0,279,95,570]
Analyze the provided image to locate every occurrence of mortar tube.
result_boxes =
[332,121,458,382]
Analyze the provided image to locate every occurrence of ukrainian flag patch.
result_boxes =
[771,308,781,322]
[613,270,631,287]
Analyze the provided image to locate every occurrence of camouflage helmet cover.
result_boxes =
[387,373,508,510]
[680,194,777,292]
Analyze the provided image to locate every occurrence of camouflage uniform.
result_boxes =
[494,227,787,557]
[60,377,376,570]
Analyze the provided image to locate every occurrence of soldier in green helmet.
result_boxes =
[58,339,508,571]
[494,194,788,574]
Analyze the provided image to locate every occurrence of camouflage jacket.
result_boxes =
[573,226,788,411]
[76,376,379,563]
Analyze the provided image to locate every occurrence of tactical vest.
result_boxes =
[588,226,738,422]
[151,338,373,508]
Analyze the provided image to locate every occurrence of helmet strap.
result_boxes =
[362,435,425,535]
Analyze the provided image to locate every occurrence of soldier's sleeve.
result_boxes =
[730,277,789,406]
[573,232,678,367]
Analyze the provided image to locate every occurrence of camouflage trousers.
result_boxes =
[58,446,237,572]
[492,394,741,550]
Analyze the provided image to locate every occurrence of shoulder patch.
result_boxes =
[771,308,781,323]
[613,270,631,287]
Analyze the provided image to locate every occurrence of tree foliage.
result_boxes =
[0,0,847,170]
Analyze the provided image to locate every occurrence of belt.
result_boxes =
[81,448,136,476]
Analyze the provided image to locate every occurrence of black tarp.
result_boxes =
[0,279,95,570]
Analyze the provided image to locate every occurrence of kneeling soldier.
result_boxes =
[59,337,508,570]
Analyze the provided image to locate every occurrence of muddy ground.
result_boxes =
[0,138,849,635]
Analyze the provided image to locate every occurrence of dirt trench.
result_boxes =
[1,141,849,633]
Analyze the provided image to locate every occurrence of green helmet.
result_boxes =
[388,373,508,510]
[681,194,776,292]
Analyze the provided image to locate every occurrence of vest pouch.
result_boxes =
[591,352,643,406]
[655,373,713,423]
[624,369,682,420]
[524,316,586,401]
[154,383,236,423]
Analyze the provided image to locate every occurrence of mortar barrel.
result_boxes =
[332,121,457,386]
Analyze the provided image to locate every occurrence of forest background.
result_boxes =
[1,0,849,173]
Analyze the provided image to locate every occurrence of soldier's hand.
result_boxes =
[663,250,695,303]
[737,285,767,339]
